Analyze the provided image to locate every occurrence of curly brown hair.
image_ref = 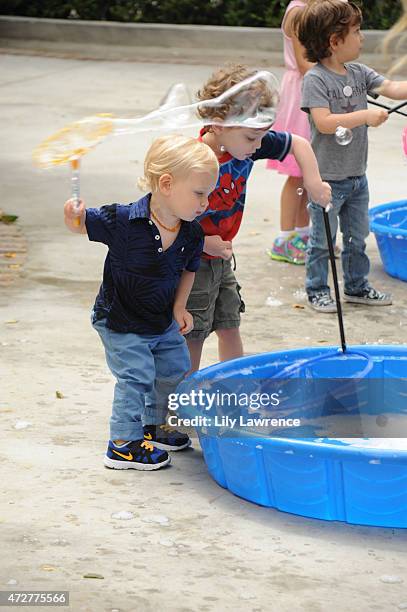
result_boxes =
[296,0,362,63]
[196,63,275,122]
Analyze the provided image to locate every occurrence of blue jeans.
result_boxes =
[92,317,191,440]
[306,175,370,297]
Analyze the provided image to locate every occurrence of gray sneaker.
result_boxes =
[344,286,392,306]
[308,292,337,313]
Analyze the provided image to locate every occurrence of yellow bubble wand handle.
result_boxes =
[70,158,81,227]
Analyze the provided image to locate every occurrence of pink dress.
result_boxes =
[267,0,310,178]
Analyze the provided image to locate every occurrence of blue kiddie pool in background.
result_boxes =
[177,345,407,529]
[370,199,407,281]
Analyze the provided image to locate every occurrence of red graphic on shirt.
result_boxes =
[200,172,246,250]
[210,173,246,211]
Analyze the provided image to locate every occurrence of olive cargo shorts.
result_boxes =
[185,257,245,341]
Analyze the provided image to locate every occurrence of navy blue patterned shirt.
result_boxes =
[86,194,204,334]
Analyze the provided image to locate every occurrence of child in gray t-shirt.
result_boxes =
[298,0,407,313]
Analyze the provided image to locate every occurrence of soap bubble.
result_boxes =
[110,71,279,134]
[335,126,353,146]
[296,188,304,196]
[33,71,280,168]
[158,82,192,110]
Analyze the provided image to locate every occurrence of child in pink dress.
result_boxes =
[267,0,314,265]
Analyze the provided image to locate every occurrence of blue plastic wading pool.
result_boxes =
[370,199,407,282]
[177,345,407,528]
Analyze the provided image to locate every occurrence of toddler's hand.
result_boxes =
[306,181,332,208]
[64,198,85,219]
[174,307,194,335]
[366,109,388,127]
[204,235,233,260]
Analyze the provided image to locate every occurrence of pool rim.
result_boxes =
[369,199,407,238]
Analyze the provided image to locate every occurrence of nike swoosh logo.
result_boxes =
[144,433,153,440]
[112,449,133,460]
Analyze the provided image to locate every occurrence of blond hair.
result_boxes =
[138,134,219,193]
[196,63,274,122]
[381,0,407,75]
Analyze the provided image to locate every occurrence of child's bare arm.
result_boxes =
[173,270,195,335]
[64,198,87,234]
[310,107,388,133]
[290,135,332,206]
[174,270,195,309]
[375,79,407,100]
[203,235,233,260]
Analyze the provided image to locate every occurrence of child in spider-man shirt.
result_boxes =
[185,63,332,372]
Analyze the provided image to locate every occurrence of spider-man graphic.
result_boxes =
[211,173,246,211]
[200,172,246,241]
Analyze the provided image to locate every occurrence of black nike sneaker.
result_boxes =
[104,439,170,470]
[144,424,191,451]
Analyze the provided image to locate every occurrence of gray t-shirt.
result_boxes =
[301,62,385,180]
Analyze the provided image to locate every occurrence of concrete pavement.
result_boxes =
[1,50,407,612]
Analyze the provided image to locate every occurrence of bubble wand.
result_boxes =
[368,98,407,117]
[33,115,114,225]
[388,100,407,115]
[336,100,407,146]
[323,203,347,353]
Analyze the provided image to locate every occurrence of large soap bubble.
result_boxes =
[33,70,280,169]
[33,71,279,222]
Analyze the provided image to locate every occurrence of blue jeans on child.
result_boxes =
[306,174,370,297]
[92,317,191,441]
